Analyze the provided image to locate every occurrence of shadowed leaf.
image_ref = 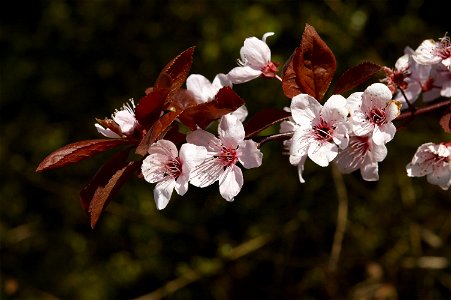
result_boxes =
[134,88,169,128]
[439,111,451,133]
[244,108,291,138]
[283,24,336,101]
[36,139,130,172]
[334,62,382,94]
[179,87,245,130]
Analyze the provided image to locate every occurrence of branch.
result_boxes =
[395,99,450,122]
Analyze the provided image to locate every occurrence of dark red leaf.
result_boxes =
[135,110,181,156]
[179,87,245,130]
[155,46,195,94]
[244,108,291,138]
[440,112,451,133]
[334,62,382,94]
[36,139,130,172]
[134,88,169,128]
[80,148,140,228]
[283,24,336,101]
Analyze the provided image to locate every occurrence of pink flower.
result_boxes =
[141,140,207,209]
[186,114,263,201]
[95,99,138,138]
[227,32,278,84]
[412,35,451,70]
[348,83,401,145]
[289,94,350,182]
[186,73,232,104]
[334,135,387,181]
[406,142,451,190]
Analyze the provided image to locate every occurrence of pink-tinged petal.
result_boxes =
[372,123,396,145]
[385,100,401,122]
[372,143,388,162]
[219,165,243,201]
[186,74,216,103]
[361,83,393,111]
[412,39,441,65]
[230,105,248,122]
[290,94,322,125]
[351,112,373,136]
[113,110,137,134]
[227,66,262,84]
[237,140,263,169]
[148,139,178,157]
[240,37,271,68]
[332,123,350,149]
[295,154,308,183]
[308,141,338,167]
[179,143,207,172]
[346,92,363,114]
[175,175,189,196]
[189,157,224,188]
[95,123,121,138]
[141,155,165,183]
[360,158,379,181]
[290,128,310,161]
[212,73,232,89]
[427,165,451,190]
[186,129,222,152]
[395,53,410,70]
[322,95,348,123]
[218,114,245,148]
[154,179,176,210]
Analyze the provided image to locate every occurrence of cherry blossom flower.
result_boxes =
[334,134,387,181]
[289,94,350,182]
[412,35,451,70]
[422,64,451,101]
[227,32,278,84]
[95,99,138,138]
[406,142,451,190]
[186,114,263,201]
[383,48,431,109]
[141,140,207,209]
[186,73,232,104]
[348,83,401,145]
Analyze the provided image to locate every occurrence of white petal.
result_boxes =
[372,123,396,145]
[186,129,222,152]
[237,140,263,169]
[322,95,348,123]
[218,114,245,148]
[179,143,208,172]
[141,155,165,183]
[219,165,243,201]
[95,123,121,138]
[113,110,137,134]
[295,154,308,183]
[186,74,216,103]
[346,92,363,114]
[308,141,338,167]
[212,73,232,89]
[240,37,271,68]
[148,139,178,157]
[360,158,380,181]
[290,94,321,125]
[361,83,393,111]
[227,66,262,84]
[229,105,248,122]
[427,165,451,190]
[154,179,176,210]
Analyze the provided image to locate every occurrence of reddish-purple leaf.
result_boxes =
[36,139,130,172]
[135,110,181,156]
[244,108,291,138]
[155,46,195,93]
[134,88,169,128]
[283,24,336,101]
[440,112,451,133]
[179,87,245,130]
[334,62,382,94]
[80,148,139,228]
[282,50,301,99]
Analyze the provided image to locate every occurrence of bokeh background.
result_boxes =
[1,0,450,299]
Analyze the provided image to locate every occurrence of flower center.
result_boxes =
[367,108,387,126]
[312,118,334,142]
[261,61,279,78]
[165,157,182,179]
[217,147,238,167]
[436,36,451,60]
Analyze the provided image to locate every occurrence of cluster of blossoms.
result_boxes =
[37,26,450,226]
[383,35,451,109]
[94,32,450,211]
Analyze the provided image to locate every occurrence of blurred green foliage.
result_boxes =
[1,0,450,299]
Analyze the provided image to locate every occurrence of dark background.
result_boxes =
[1,0,450,299]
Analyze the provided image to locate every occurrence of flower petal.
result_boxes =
[290,94,321,125]
[186,129,222,152]
[218,114,245,149]
[219,165,243,201]
[154,179,176,210]
[186,74,216,103]
[227,66,262,84]
[240,37,271,68]
[237,140,263,169]
[308,141,338,167]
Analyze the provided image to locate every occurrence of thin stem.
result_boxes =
[256,132,293,148]
[398,86,416,113]
[328,165,348,273]
[395,98,450,122]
